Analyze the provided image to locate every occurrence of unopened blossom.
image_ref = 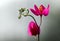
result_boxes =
[28,21,40,36]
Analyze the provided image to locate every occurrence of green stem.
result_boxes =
[22,14,37,24]
[28,15,37,24]
[38,33,40,41]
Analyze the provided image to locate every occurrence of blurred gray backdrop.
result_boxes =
[0,0,60,41]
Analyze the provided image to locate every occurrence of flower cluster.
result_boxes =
[18,8,29,19]
[28,4,50,36]
[18,4,50,40]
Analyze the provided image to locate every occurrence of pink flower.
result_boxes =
[28,21,40,36]
[30,4,50,16]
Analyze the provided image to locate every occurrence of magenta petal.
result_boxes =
[34,4,40,14]
[30,8,39,16]
[28,21,40,36]
[28,21,34,36]
[40,5,45,10]
[28,26,32,36]
[42,4,50,16]
[42,8,49,16]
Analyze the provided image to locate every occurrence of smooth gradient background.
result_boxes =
[0,0,60,41]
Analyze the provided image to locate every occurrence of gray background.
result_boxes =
[0,0,60,41]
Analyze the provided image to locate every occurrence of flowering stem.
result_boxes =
[21,14,37,23]
[27,15,40,41]
[22,14,40,41]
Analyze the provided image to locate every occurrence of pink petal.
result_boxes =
[33,23,40,35]
[40,5,45,10]
[28,21,34,36]
[34,4,40,15]
[30,8,39,16]
[39,5,45,15]
[42,8,49,16]
[28,21,40,36]
[42,4,50,16]
[28,27,32,36]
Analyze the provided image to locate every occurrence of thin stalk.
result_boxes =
[38,16,42,41]
[40,16,42,26]
[23,14,40,41]
[21,14,37,24]
[38,33,40,41]
[28,15,37,24]
[39,16,42,41]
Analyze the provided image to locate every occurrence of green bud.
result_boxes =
[18,15,21,19]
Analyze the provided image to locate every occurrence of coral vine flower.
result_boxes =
[30,4,50,16]
[28,21,40,36]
